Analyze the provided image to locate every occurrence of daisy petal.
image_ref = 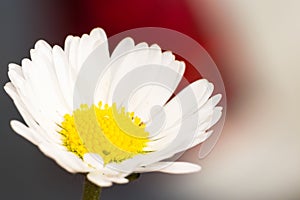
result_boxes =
[127,60,185,122]
[75,40,110,106]
[106,176,129,184]
[188,130,214,149]
[151,79,213,132]
[90,28,107,44]
[210,106,223,127]
[5,83,52,140]
[94,41,184,123]
[87,171,113,187]
[4,82,64,145]
[111,37,135,60]
[52,45,73,109]
[137,162,201,174]
[10,120,40,146]
[39,143,91,173]
[158,162,201,174]
[83,153,104,170]
[146,96,222,159]
[93,37,135,104]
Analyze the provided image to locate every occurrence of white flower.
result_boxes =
[4,28,222,187]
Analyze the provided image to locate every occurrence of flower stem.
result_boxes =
[82,176,102,200]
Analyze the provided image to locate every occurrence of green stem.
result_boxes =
[82,176,102,200]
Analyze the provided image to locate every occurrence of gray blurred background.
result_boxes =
[1,0,300,199]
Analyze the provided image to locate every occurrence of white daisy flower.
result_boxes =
[4,28,222,188]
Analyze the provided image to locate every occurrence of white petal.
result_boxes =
[188,130,214,149]
[104,154,146,173]
[89,28,107,44]
[93,37,135,104]
[83,154,129,177]
[78,34,94,68]
[64,35,73,59]
[162,51,175,65]
[147,94,222,155]
[106,176,129,184]
[5,74,64,145]
[127,84,174,123]
[33,40,52,61]
[111,37,135,59]
[39,143,91,173]
[8,64,25,90]
[5,82,57,142]
[75,41,110,106]
[52,45,73,109]
[149,85,220,144]
[150,79,213,134]
[128,60,185,122]
[83,153,104,170]
[66,28,107,74]
[87,171,113,187]
[68,36,80,73]
[94,41,185,122]
[10,120,41,145]
[137,162,201,174]
[210,106,223,127]
[156,162,201,174]
[25,44,67,122]
[8,63,24,79]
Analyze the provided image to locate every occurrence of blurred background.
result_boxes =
[0,0,299,199]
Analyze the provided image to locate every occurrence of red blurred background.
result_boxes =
[67,0,251,109]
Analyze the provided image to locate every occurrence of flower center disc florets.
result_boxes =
[59,102,150,164]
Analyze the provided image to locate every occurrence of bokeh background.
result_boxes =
[1,0,299,199]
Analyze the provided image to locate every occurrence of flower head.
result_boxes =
[4,28,222,187]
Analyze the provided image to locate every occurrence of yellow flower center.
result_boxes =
[59,102,150,164]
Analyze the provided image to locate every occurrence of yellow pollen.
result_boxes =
[59,102,150,164]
